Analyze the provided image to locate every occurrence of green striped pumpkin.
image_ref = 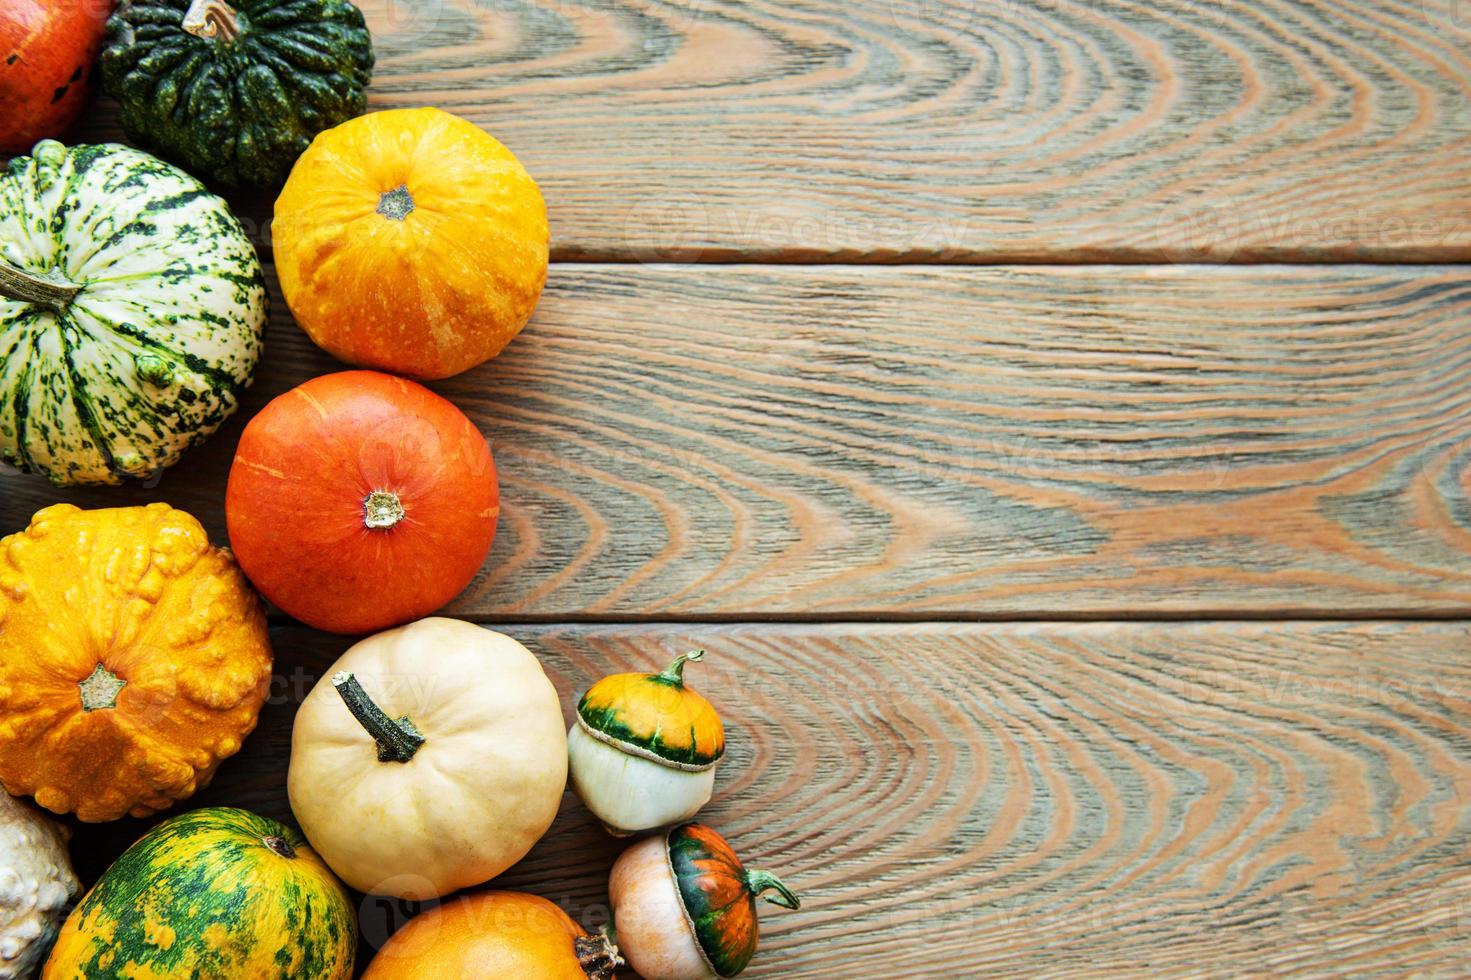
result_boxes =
[0,139,266,486]
[43,807,355,979]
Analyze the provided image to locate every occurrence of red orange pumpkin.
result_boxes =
[1,0,111,153]
[225,371,497,634]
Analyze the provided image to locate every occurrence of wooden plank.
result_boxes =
[5,264,1471,618]
[60,621,1471,977]
[55,0,1471,262]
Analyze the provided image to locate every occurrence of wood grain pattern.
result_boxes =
[52,0,1471,262]
[5,263,1471,618]
[60,622,1471,977]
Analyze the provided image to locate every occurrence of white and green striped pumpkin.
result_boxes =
[0,140,266,486]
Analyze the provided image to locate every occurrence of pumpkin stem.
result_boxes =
[183,0,241,42]
[656,650,706,686]
[377,184,416,221]
[574,931,623,980]
[78,663,126,712]
[262,835,297,859]
[744,870,801,910]
[332,671,425,764]
[0,258,81,312]
[363,490,406,530]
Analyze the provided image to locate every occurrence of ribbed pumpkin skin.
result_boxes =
[273,107,549,380]
[101,0,374,188]
[0,503,272,823]
[362,892,590,980]
[578,669,725,768]
[0,140,266,486]
[669,824,760,978]
[43,807,356,979]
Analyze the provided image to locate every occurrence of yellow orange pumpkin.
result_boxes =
[273,106,550,380]
[0,504,272,823]
[362,891,619,980]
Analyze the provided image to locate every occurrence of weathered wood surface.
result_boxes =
[62,622,1471,977]
[6,263,1471,618]
[52,0,1471,262]
[6,1,1468,977]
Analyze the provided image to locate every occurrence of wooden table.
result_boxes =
[5,1,1471,975]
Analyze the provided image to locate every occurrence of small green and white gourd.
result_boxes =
[0,140,266,486]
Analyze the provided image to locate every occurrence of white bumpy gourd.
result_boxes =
[0,792,79,979]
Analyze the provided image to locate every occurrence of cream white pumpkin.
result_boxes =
[0,791,79,979]
[287,618,568,900]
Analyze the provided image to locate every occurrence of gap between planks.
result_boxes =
[263,612,1471,627]
[548,251,1471,267]
[7,262,1469,619]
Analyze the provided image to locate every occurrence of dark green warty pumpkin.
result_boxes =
[100,0,374,188]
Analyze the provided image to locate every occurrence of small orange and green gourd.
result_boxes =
[608,823,799,980]
[568,651,725,835]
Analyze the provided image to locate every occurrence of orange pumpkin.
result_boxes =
[0,503,272,823]
[1,0,111,154]
[225,370,498,635]
[362,892,619,980]
[272,106,549,380]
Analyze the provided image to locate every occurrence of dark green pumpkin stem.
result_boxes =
[657,650,706,686]
[745,870,800,910]
[333,671,425,764]
[0,259,80,311]
[183,0,240,42]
